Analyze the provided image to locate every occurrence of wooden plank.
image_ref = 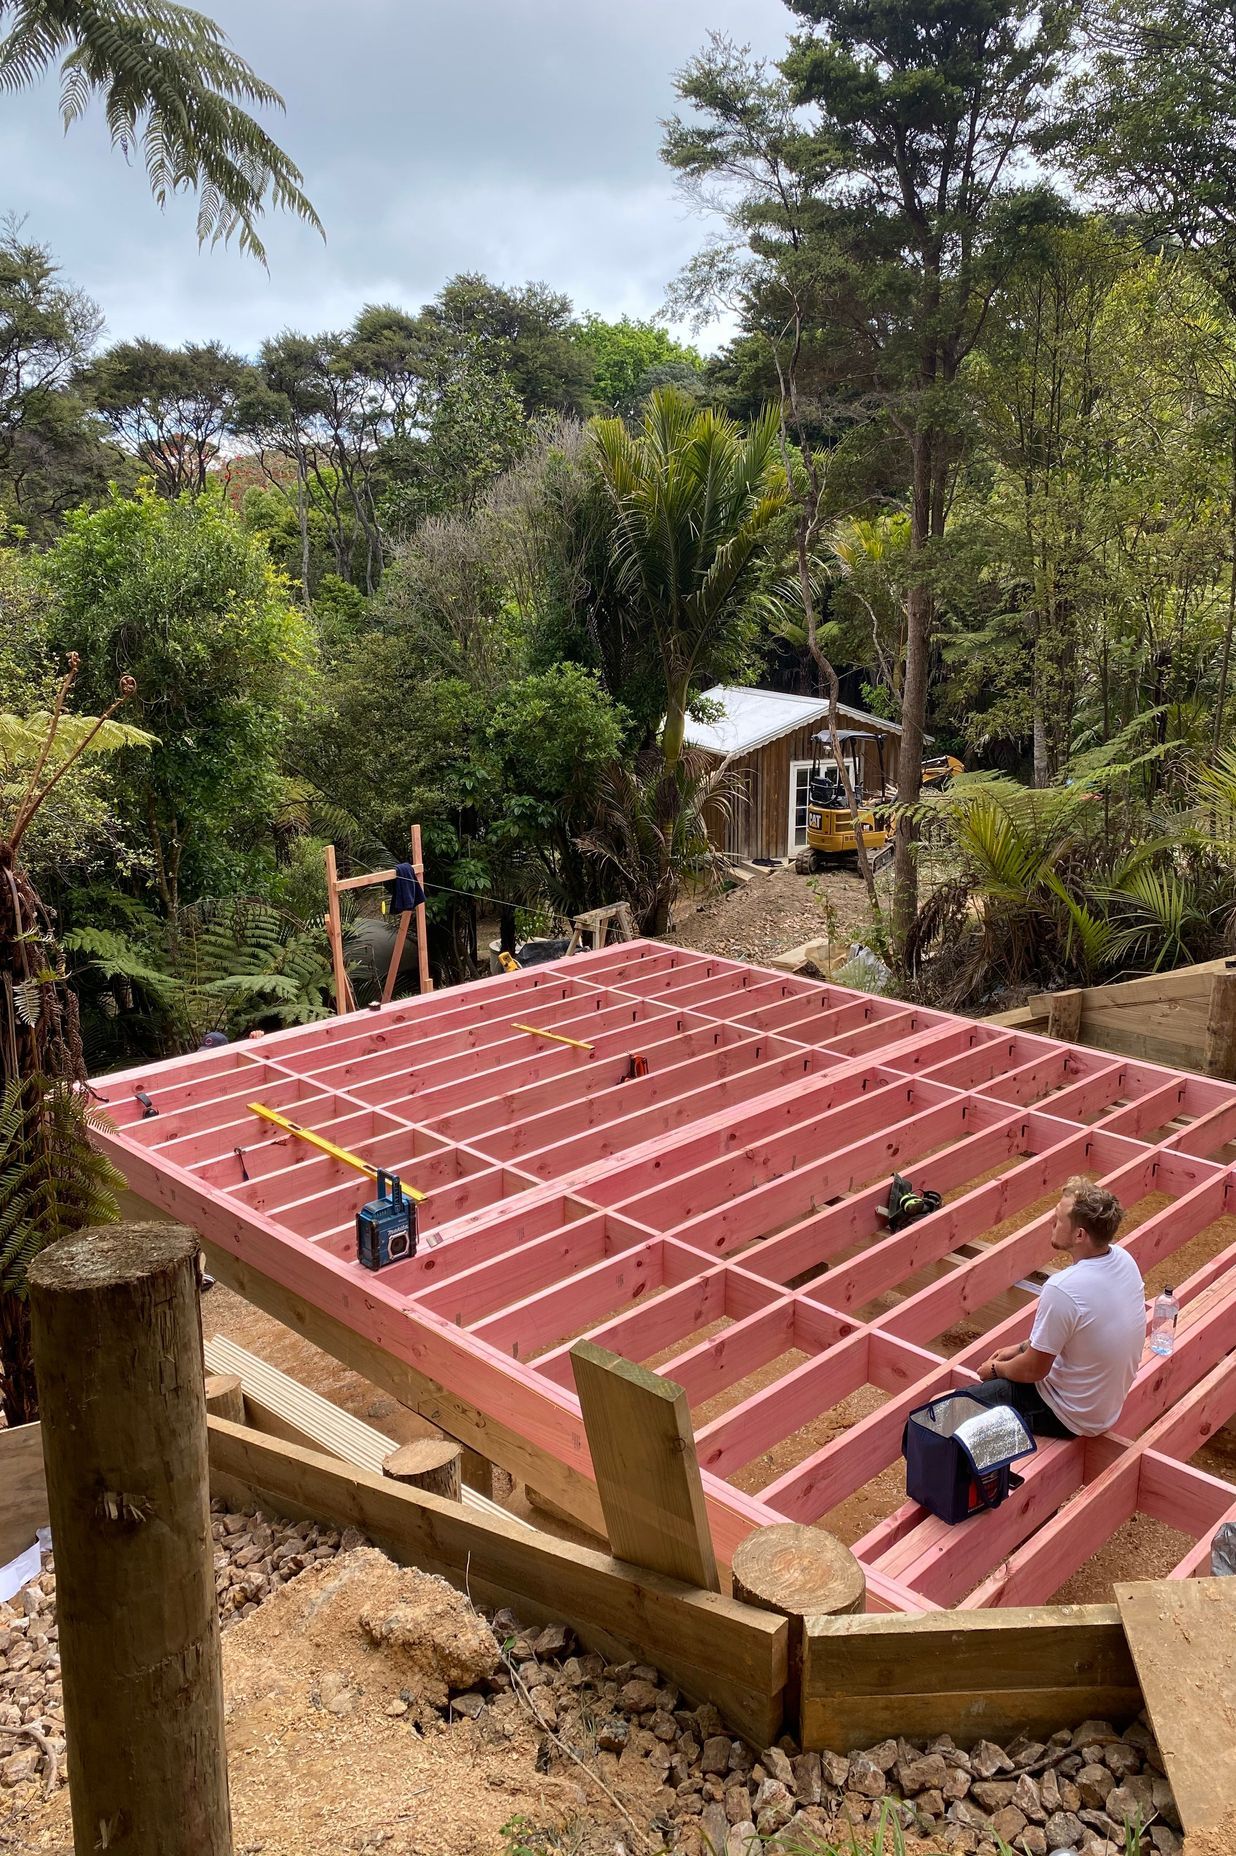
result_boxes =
[801,1605,1141,1751]
[1047,988,1083,1041]
[1205,970,1236,1079]
[203,1333,523,1531]
[571,1341,720,1592]
[207,1418,787,1745]
[0,1422,48,1563]
[323,844,355,1013]
[411,822,432,996]
[1117,1579,1236,1832]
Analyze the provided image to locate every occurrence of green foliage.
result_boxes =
[67,894,336,1048]
[42,485,314,911]
[0,0,321,259]
[428,275,595,418]
[0,1075,122,1293]
[590,387,789,767]
[88,336,253,495]
[0,218,115,536]
[572,314,704,416]
[900,728,1236,1004]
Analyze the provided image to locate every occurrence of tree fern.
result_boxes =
[0,0,322,260]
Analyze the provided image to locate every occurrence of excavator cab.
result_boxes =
[795,729,892,875]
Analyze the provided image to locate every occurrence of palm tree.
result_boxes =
[0,0,321,260]
[590,388,788,770]
[0,657,152,1424]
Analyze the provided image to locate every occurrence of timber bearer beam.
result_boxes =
[29,1223,232,1856]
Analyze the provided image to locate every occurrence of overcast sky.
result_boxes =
[2,0,792,358]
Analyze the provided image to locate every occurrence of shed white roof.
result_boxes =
[681,686,904,759]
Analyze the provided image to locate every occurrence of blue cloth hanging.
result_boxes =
[388,861,426,914]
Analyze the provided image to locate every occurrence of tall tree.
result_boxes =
[88,337,253,495]
[43,487,314,913]
[590,385,788,768]
[1070,0,1236,746]
[666,6,1076,951]
[0,0,320,258]
[428,275,595,417]
[0,221,101,477]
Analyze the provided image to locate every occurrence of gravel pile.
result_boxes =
[0,1507,1183,1856]
[486,1609,1180,1856]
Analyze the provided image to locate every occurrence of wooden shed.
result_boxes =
[684,686,908,864]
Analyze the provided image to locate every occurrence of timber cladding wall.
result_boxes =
[800,1607,1142,1750]
[707,722,901,863]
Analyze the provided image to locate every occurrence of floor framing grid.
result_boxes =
[91,940,1236,1611]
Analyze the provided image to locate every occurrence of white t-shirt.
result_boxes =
[1030,1246,1146,1436]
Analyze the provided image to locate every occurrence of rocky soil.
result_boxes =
[1,1499,1186,1856]
[666,864,871,966]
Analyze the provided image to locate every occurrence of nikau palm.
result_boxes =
[591,388,788,771]
[0,0,321,259]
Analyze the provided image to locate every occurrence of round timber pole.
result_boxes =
[731,1523,865,1730]
[28,1223,233,1856]
[382,1437,462,1500]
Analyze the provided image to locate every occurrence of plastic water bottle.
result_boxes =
[1149,1287,1179,1357]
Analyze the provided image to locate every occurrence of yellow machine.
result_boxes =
[794,730,962,875]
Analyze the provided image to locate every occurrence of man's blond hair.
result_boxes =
[1062,1176,1122,1246]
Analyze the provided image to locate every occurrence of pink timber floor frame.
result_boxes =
[92,940,1236,1613]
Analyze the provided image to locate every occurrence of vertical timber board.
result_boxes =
[1204,970,1236,1079]
[0,1422,48,1563]
[1047,988,1084,1043]
[1116,1578,1236,1833]
[571,1340,720,1592]
[800,1607,1142,1750]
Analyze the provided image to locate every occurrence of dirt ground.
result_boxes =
[666,863,872,965]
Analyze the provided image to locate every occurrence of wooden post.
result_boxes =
[324,844,354,1014]
[382,1438,462,1499]
[458,1442,495,1500]
[204,1372,244,1424]
[731,1522,865,1729]
[570,1341,720,1591]
[28,1223,232,1856]
[1047,987,1084,1043]
[411,823,432,994]
[1204,970,1236,1079]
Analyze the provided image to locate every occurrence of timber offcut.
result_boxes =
[89,939,1236,1612]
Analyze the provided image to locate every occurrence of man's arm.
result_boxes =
[979,1340,1056,1384]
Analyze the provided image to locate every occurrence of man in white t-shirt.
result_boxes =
[974,1177,1146,1438]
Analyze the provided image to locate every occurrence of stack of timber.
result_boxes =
[986,956,1236,1076]
[203,1333,514,1524]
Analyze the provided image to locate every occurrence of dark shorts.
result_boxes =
[968,1376,1076,1439]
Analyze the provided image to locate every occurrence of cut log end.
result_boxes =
[382,1438,462,1500]
[204,1373,244,1425]
[731,1522,866,1620]
[28,1222,200,1293]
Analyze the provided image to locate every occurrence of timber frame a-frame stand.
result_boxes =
[324,825,431,1011]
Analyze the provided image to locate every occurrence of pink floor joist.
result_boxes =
[91,940,1236,1612]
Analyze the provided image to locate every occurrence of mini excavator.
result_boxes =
[794,729,963,875]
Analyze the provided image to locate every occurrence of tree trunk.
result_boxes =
[28,1222,233,1856]
[1214,421,1236,756]
[892,581,932,959]
[661,688,687,769]
[0,1281,36,1424]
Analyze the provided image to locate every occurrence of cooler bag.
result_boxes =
[903,1391,1037,1524]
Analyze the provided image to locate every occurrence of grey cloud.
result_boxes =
[3,0,790,354]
